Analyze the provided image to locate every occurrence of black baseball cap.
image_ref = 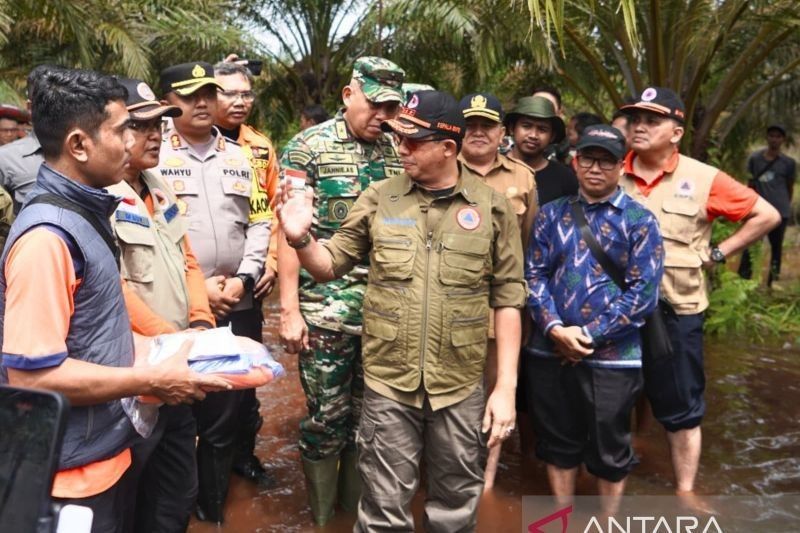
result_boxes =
[620,86,686,124]
[576,125,627,160]
[381,90,465,141]
[767,123,787,136]
[158,62,222,96]
[459,92,504,123]
[116,78,181,120]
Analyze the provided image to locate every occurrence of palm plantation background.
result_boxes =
[1,0,799,339]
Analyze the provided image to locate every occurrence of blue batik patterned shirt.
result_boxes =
[525,188,664,368]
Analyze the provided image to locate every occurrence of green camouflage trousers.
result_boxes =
[299,324,364,460]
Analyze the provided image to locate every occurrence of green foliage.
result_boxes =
[706,270,800,343]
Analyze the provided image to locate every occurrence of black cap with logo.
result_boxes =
[576,125,627,160]
[620,86,686,124]
[381,90,465,143]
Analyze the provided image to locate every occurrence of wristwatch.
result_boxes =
[287,232,312,250]
[235,273,255,292]
[710,246,726,264]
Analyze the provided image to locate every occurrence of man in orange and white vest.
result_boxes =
[618,87,779,507]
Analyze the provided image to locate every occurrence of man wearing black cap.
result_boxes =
[526,125,663,514]
[738,124,796,286]
[619,87,779,504]
[506,95,578,205]
[107,78,215,533]
[155,61,271,524]
[276,90,526,531]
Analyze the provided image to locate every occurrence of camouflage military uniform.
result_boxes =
[281,59,404,465]
[282,106,404,460]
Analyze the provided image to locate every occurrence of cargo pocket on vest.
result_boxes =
[372,237,416,281]
[660,198,699,245]
[439,233,490,287]
[443,297,489,376]
[115,222,155,283]
[662,247,703,305]
[362,304,402,367]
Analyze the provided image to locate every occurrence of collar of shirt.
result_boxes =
[623,148,679,194]
[165,126,228,157]
[20,134,42,157]
[575,186,627,211]
[458,153,512,176]
[38,163,121,218]
[399,168,474,203]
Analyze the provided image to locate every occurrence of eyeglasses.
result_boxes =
[575,154,618,171]
[217,89,256,103]
[0,128,18,134]
[392,133,445,151]
[129,119,165,133]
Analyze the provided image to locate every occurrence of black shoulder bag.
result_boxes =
[569,200,673,361]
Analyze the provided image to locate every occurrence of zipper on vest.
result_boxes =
[86,406,94,439]
[419,230,434,372]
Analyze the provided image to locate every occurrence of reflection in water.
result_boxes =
[188,296,800,532]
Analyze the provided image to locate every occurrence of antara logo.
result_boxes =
[528,505,573,533]
[582,515,723,533]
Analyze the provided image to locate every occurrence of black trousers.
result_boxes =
[192,307,263,517]
[227,306,265,465]
[738,217,788,285]
[53,453,139,533]
[130,405,198,533]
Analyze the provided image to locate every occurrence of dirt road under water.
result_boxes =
[189,231,800,532]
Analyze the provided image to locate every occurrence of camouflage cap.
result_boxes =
[352,57,405,103]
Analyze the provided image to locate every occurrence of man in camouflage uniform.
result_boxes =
[278,56,405,525]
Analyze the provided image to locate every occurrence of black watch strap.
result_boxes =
[235,273,255,292]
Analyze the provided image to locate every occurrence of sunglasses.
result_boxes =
[392,133,447,151]
[129,119,166,133]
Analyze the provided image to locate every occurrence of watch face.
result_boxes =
[711,248,725,262]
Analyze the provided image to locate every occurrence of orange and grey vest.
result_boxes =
[0,165,137,469]
[362,173,495,394]
[621,154,716,315]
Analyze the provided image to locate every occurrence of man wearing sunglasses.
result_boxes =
[276,90,526,531]
[277,56,405,525]
[155,61,271,524]
[525,125,664,514]
[106,77,215,533]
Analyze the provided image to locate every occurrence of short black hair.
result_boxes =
[32,68,128,159]
[530,85,562,109]
[301,104,329,126]
[571,112,604,135]
[27,64,64,101]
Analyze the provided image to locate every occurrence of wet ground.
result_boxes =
[189,229,800,532]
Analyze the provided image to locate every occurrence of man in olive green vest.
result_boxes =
[276,90,527,531]
[618,87,780,508]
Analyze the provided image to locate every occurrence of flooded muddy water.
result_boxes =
[189,278,800,532]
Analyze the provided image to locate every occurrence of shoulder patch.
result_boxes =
[287,150,313,166]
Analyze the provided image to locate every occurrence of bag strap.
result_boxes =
[749,155,780,187]
[569,198,627,290]
[25,193,120,268]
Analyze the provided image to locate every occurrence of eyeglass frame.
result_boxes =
[216,89,256,103]
[575,153,620,171]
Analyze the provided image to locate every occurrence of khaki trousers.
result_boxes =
[355,384,486,532]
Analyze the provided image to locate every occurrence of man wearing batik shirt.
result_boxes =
[525,125,664,513]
